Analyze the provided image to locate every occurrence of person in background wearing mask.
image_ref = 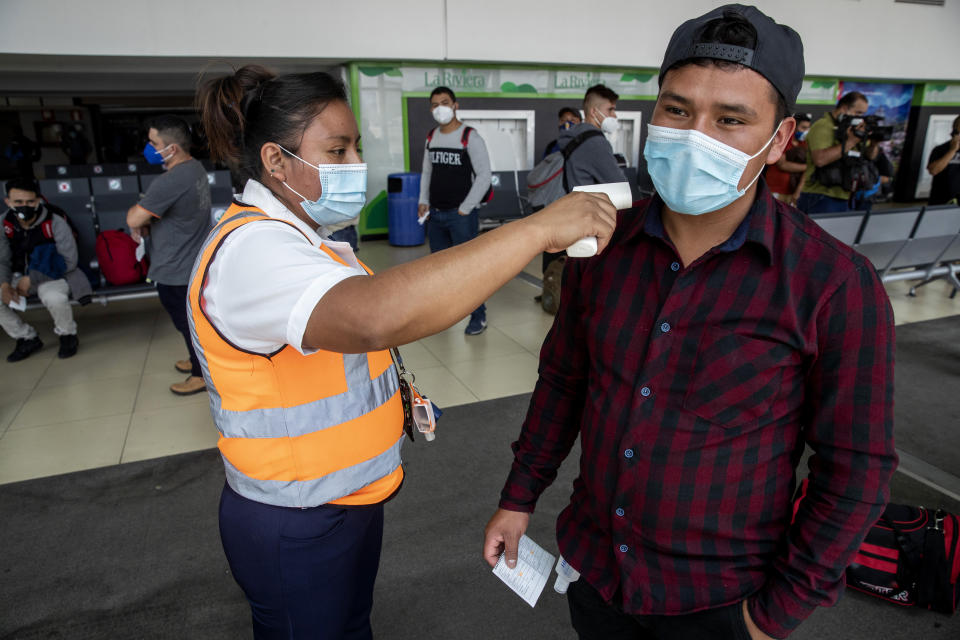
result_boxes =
[126,115,212,395]
[543,107,584,159]
[560,84,626,189]
[540,86,628,280]
[0,178,92,361]
[483,6,895,640]
[764,112,811,205]
[926,115,960,205]
[417,86,492,335]
[196,65,616,639]
[797,91,877,214]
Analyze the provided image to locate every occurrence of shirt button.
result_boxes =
[640,386,651,397]
[619,544,629,553]
[624,448,634,459]
[670,261,680,272]
[660,322,671,333]
[615,507,625,517]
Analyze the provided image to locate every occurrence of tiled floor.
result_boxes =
[0,238,957,485]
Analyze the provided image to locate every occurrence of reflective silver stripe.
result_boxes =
[210,360,398,439]
[221,435,405,508]
[343,353,371,388]
[192,208,405,507]
[187,306,224,414]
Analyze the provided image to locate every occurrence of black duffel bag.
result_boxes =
[846,503,959,614]
[793,481,959,614]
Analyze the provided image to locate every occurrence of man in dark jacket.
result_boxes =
[0,178,91,361]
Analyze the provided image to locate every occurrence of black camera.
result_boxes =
[863,115,894,142]
[837,114,893,143]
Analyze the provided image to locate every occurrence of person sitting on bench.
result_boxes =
[0,177,91,361]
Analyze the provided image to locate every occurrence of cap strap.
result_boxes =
[691,43,754,66]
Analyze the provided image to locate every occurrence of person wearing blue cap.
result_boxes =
[484,5,895,639]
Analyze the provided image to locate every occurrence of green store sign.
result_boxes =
[553,72,603,90]
[422,70,488,90]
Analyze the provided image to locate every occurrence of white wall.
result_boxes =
[0,0,445,60]
[1,0,957,81]
[448,0,960,81]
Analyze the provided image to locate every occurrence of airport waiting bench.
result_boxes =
[22,165,234,310]
[810,204,960,297]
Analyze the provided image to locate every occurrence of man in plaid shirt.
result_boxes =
[483,5,896,639]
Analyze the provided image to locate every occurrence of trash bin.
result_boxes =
[387,172,424,246]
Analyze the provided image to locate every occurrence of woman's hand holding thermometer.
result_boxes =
[526,190,618,257]
[567,182,632,257]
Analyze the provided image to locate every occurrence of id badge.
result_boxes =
[393,348,441,443]
[412,394,436,441]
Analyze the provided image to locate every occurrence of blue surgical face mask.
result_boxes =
[277,145,367,227]
[143,142,172,165]
[795,129,808,142]
[559,120,575,131]
[643,122,782,216]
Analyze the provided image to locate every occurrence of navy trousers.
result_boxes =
[219,483,384,640]
[156,283,201,377]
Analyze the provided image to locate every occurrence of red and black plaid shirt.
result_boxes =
[499,183,897,639]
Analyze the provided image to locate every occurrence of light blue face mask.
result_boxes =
[643,122,781,215]
[277,145,367,227]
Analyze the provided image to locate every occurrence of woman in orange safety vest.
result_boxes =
[193,65,617,639]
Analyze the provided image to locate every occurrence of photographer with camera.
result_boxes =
[797,91,880,214]
[926,115,960,205]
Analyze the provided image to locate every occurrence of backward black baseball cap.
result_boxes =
[659,4,805,107]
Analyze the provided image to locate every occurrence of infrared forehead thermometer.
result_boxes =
[567,182,632,258]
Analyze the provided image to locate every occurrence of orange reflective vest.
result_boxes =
[187,203,404,508]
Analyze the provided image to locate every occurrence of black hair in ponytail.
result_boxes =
[197,65,348,182]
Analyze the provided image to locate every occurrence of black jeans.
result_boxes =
[567,580,752,640]
[156,283,201,377]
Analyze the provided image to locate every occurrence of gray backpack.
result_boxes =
[526,129,603,209]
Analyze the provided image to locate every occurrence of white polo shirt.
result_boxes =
[201,179,366,355]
